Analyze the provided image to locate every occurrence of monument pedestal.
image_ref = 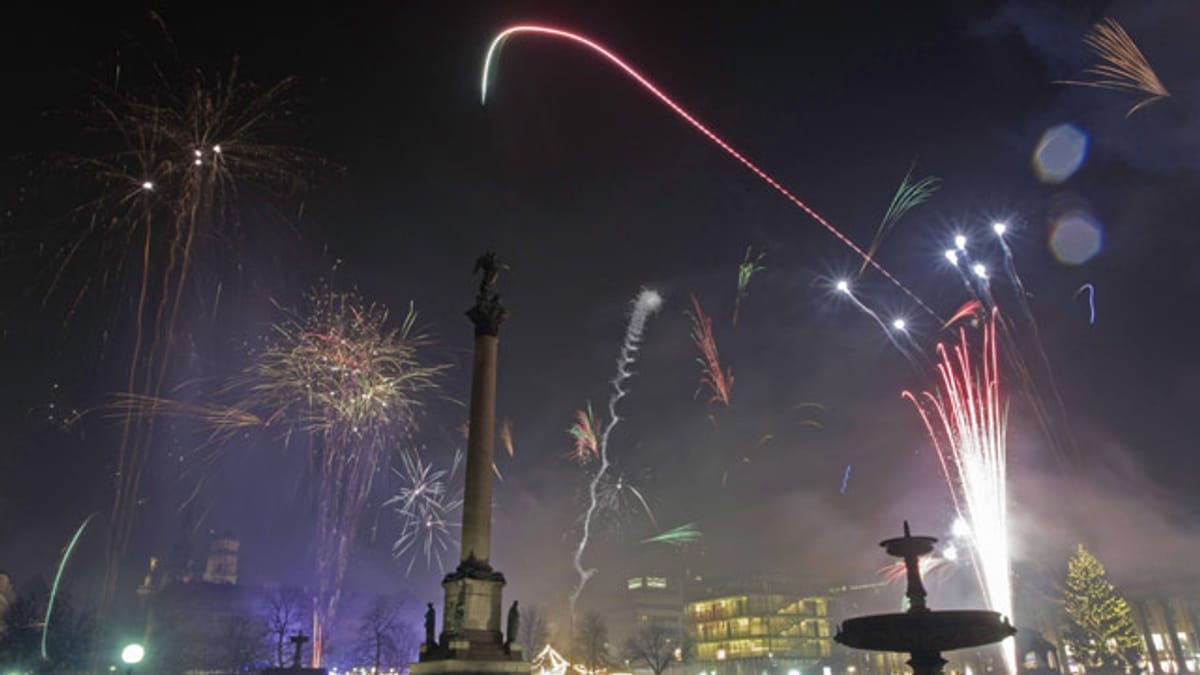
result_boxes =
[412,559,527,675]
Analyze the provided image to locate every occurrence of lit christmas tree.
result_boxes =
[1062,544,1145,672]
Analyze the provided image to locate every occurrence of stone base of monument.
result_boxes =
[412,558,527,675]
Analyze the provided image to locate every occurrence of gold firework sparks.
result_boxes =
[1059,18,1170,117]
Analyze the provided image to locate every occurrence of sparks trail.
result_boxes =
[732,246,766,326]
[570,288,662,617]
[687,294,732,406]
[989,224,1080,467]
[43,513,98,660]
[642,522,702,547]
[840,465,852,495]
[833,279,920,369]
[902,310,1013,674]
[859,161,939,277]
[1075,283,1096,325]
[482,25,939,321]
[1059,18,1169,117]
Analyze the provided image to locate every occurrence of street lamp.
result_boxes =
[121,643,145,675]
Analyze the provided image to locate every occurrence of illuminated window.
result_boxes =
[1154,634,1166,650]
[628,578,643,590]
[1024,652,1040,670]
[646,577,667,588]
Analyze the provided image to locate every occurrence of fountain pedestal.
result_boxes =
[834,522,1015,675]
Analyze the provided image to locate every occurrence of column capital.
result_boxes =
[466,295,509,337]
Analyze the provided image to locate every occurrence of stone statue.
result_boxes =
[425,602,436,645]
[473,251,509,300]
[506,600,520,647]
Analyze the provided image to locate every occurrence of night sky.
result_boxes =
[3,0,1200,633]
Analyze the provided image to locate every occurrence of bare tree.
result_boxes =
[263,586,307,666]
[356,596,418,673]
[223,611,268,673]
[624,624,676,675]
[573,611,609,674]
[519,604,549,654]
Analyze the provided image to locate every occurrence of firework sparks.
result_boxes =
[387,448,464,575]
[902,311,1013,673]
[570,288,663,616]
[237,287,450,642]
[641,522,702,547]
[43,513,98,660]
[859,162,940,276]
[943,299,983,330]
[732,246,766,326]
[500,417,515,457]
[46,55,317,618]
[688,294,732,406]
[840,464,852,495]
[1075,283,1096,325]
[1059,18,1169,117]
[481,25,939,320]
[567,404,601,464]
[592,467,658,533]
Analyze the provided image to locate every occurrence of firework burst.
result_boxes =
[688,294,732,406]
[902,311,1013,672]
[1059,18,1170,117]
[387,448,464,575]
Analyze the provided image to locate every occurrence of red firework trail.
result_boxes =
[482,25,938,320]
[688,294,732,406]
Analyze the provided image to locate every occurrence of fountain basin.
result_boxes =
[836,609,1015,654]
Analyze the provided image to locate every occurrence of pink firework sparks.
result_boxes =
[942,299,983,330]
[481,25,938,321]
[902,310,1013,671]
[688,294,732,406]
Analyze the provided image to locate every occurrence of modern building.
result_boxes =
[626,575,684,635]
[684,576,833,675]
[1126,579,1200,674]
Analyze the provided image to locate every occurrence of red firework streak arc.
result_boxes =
[482,25,938,320]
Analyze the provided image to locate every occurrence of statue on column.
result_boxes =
[425,602,436,645]
[468,252,511,336]
[452,585,466,634]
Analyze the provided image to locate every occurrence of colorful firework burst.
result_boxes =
[387,448,464,575]
[1059,18,1170,117]
[567,404,601,464]
[688,294,732,406]
[236,286,450,644]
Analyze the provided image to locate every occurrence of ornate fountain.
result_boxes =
[834,522,1016,675]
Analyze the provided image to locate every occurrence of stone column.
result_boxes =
[461,296,507,564]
